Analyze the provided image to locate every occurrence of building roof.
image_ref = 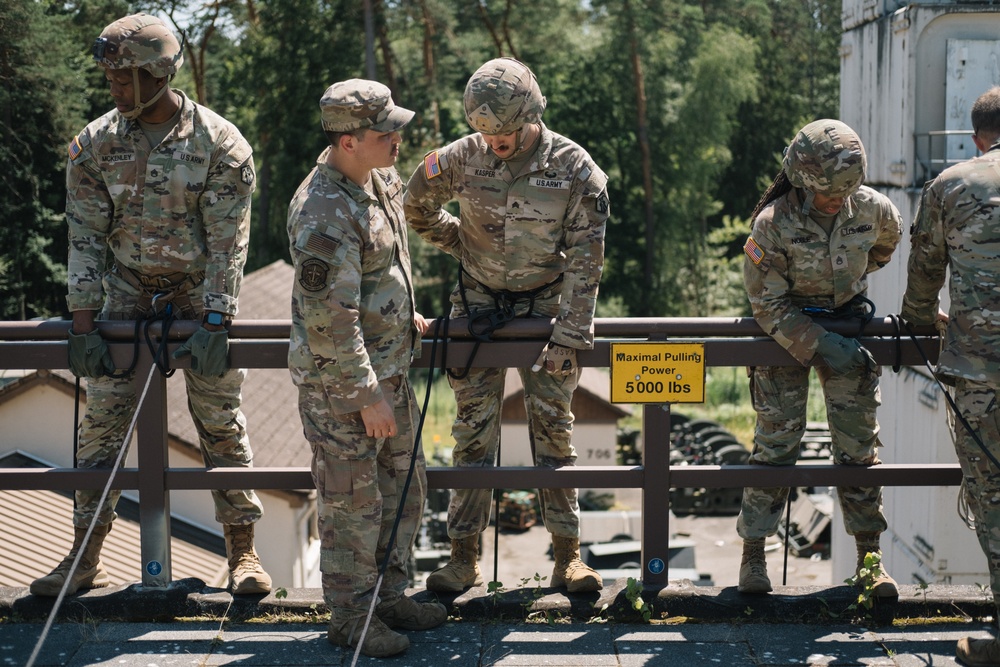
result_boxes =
[166,261,312,482]
[501,367,632,423]
[0,261,304,589]
[0,452,227,589]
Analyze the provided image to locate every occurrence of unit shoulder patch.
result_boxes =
[298,258,330,292]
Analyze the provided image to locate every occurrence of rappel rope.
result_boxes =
[350,318,444,667]
[895,318,1000,533]
[25,363,158,667]
[898,320,1000,472]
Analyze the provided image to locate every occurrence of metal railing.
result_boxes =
[914,129,977,185]
[0,317,952,586]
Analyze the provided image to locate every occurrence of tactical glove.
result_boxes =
[68,329,116,378]
[172,326,230,377]
[531,342,578,377]
[815,332,875,374]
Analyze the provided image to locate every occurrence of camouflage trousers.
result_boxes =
[445,364,581,539]
[75,281,262,529]
[299,376,427,617]
[737,363,887,540]
[952,378,1000,606]
[444,285,581,539]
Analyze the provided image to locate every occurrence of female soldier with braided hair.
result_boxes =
[736,120,903,597]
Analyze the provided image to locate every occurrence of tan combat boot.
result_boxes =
[30,522,112,596]
[376,595,448,630]
[327,614,409,658]
[738,538,772,594]
[855,532,898,598]
[956,637,1000,666]
[426,535,483,592]
[224,524,272,595]
[551,536,603,592]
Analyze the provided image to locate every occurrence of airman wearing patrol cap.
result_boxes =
[287,79,443,659]
[319,78,415,133]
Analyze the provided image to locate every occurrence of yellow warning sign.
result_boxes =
[610,342,706,404]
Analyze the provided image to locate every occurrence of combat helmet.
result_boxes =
[93,13,183,78]
[782,119,867,198]
[93,13,183,120]
[464,58,546,135]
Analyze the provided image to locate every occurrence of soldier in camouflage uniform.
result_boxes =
[738,119,902,597]
[288,80,446,659]
[404,58,610,594]
[901,87,1000,667]
[31,14,271,599]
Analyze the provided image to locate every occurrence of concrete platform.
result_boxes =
[3,579,997,666]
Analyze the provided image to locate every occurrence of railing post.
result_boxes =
[136,347,171,588]
[641,402,672,585]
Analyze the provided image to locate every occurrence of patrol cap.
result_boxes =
[320,79,414,133]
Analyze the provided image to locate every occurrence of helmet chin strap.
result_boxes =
[799,189,816,216]
[503,123,538,160]
[120,68,167,120]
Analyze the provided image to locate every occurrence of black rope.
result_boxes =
[801,294,876,337]
[782,491,792,586]
[105,296,179,379]
[887,313,903,373]
[902,319,1000,471]
[375,317,443,583]
[142,301,177,377]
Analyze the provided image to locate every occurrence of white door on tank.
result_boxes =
[946,39,1000,164]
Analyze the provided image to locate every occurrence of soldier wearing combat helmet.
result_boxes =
[32,13,270,598]
[735,119,902,597]
[404,58,610,595]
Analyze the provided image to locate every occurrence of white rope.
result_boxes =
[25,364,158,667]
[350,573,386,667]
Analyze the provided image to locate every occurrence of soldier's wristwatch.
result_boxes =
[204,312,225,326]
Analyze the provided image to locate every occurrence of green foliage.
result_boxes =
[0,0,93,319]
[624,576,651,622]
[844,551,884,615]
[3,0,844,323]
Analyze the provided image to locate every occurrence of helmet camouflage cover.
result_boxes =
[464,57,546,135]
[783,119,867,197]
[93,13,184,77]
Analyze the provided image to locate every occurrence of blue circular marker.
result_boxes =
[647,558,665,574]
[146,560,162,576]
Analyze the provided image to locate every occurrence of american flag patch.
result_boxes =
[744,237,765,265]
[304,232,341,260]
[424,151,442,179]
[68,136,83,160]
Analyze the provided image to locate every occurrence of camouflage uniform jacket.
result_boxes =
[901,145,1000,384]
[65,90,255,316]
[287,149,417,414]
[744,185,902,364]
[404,123,609,348]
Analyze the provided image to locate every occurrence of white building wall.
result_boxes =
[0,375,312,589]
[833,0,1000,587]
[500,421,619,501]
